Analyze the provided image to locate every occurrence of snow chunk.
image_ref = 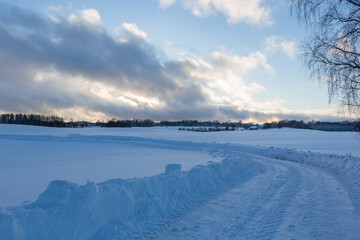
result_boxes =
[165,164,181,176]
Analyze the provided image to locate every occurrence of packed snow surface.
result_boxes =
[0,125,360,239]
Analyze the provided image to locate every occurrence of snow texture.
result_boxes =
[165,164,181,176]
[0,125,360,239]
[1,125,359,157]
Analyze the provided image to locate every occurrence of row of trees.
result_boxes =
[158,120,229,127]
[1,113,359,132]
[97,119,155,128]
[99,118,359,132]
[263,119,358,131]
[0,113,65,127]
[96,119,241,128]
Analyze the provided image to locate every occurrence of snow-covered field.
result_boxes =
[0,124,360,239]
[2,124,359,156]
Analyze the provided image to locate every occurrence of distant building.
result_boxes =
[249,126,258,130]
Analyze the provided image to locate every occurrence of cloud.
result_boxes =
[209,50,274,75]
[114,23,148,43]
[68,9,102,27]
[0,3,334,122]
[170,51,271,110]
[158,0,272,25]
[47,5,63,12]
[264,35,297,58]
[159,0,177,8]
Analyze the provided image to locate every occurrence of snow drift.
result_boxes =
[0,155,262,240]
[225,144,360,188]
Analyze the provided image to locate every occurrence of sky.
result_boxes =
[0,0,343,122]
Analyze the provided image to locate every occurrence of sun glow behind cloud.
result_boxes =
[0,3,337,122]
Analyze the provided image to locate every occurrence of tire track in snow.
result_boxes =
[274,161,360,240]
[228,157,301,240]
[153,157,292,239]
[208,162,296,240]
[137,153,262,240]
[152,153,360,240]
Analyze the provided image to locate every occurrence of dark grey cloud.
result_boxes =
[0,6,173,92]
[0,3,336,122]
[0,4,206,117]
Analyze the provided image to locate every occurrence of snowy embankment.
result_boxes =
[0,154,262,240]
[241,145,360,188]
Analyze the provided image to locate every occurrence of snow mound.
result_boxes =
[204,143,360,188]
[0,155,262,240]
[259,147,360,188]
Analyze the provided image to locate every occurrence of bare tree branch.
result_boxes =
[292,0,360,121]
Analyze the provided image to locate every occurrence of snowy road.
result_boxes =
[150,155,360,240]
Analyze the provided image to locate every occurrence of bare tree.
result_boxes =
[292,0,360,119]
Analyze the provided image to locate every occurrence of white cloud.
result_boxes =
[159,0,177,8]
[48,5,63,12]
[114,23,148,43]
[68,9,102,26]
[53,107,110,122]
[209,51,274,75]
[158,0,272,25]
[264,35,297,58]
[175,50,271,112]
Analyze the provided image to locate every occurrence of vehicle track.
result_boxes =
[153,154,360,240]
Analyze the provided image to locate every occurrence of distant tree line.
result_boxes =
[179,126,236,132]
[158,120,223,127]
[96,119,242,128]
[0,113,65,127]
[100,119,359,132]
[263,120,358,132]
[1,113,359,132]
[96,119,155,128]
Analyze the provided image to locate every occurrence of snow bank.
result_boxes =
[250,146,360,188]
[202,142,360,189]
[0,155,262,240]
